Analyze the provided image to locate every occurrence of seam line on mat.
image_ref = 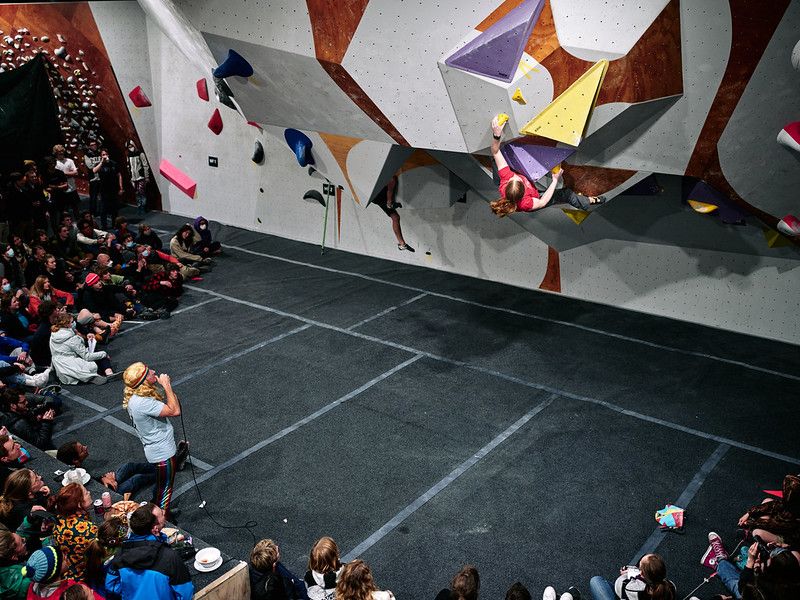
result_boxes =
[149,229,800,383]
[52,324,311,441]
[342,394,557,561]
[170,354,424,500]
[185,286,800,467]
[630,442,730,563]
[346,293,428,331]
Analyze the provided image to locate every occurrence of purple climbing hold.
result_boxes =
[445,0,544,83]
[284,129,315,167]
[501,143,574,183]
[212,49,254,79]
[686,180,748,225]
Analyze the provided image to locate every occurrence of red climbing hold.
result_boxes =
[128,86,151,108]
[196,78,209,101]
[208,108,223,135]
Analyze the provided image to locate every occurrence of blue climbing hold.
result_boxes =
[284,129,315,167]
[212,49,254,79]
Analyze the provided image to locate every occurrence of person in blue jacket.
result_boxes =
[106,502,193,600]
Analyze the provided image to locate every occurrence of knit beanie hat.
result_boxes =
[85,273,100,287]
[23,546,61,583]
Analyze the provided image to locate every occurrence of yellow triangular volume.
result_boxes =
[512,88,527,105]
[520,60,608,146]
[561,208,590,225]
[687,199,718,214]
[763,229,791,248]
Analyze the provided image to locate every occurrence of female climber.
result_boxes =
[489,115,605,217]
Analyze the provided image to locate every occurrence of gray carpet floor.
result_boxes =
[52,209,800,600]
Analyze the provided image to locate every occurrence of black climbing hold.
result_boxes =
[252,140,264,164]
[303,189,326,207]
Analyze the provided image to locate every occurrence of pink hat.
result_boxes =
[85,273,100,287]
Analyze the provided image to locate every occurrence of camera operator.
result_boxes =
[0,387,59,450]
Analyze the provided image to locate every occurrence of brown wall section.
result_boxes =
[307,0,409,146]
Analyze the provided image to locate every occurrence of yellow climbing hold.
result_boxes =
[496,113,509,127]
[763,229,791,248]
[551,164,562,175]
[687,199,719,214]
[512,88,527,105]
[520,60,608,145]
[562,208,590,225]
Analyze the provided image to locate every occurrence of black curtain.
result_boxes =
[0,54,61,174]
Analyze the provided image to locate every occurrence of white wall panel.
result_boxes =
[343,0,501,151]
[551,0,671,61]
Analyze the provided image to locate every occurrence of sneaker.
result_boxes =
[565,587,581,600]
[176,440,189,471]
[398,243,415,253]
[543,586,556,600]
[701,544,717,568]
[709,531,729,562]
[27,368,52,388]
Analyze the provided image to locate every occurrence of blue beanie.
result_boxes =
[23,546,61,583]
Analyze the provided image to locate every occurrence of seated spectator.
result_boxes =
[505,583,531,600]
[739,475,800,547]
[249,538,306,600]
[29,301,60,368]
[63,583,100,599]
[0,433,22,488]
[23,545,88,600]
[0,529,32,599]
[77,272,125,326]
[435,565,479,600]
[112,216,131,240]
[0,388,57,450]
[590,554,675,600]
[28,276,74,316]
[42,253,75,292]
[707,532,800,600]
[0,334,29,366]
[0,355,51,390]
[84,516,126,598]
[23,245,47,288]
[305,536,343,600]
[0,295,33,343]
[106,502,194,600]
[141,264,183,314]
[49,224,87,271]
[336,560,394,600]
[0,468,50,531]
[49,482,98,580]
[49,312,114,385]
[74,308,117,344]
[57,440,155,500]
[192,216,222,258]
[169,224,211,269]
[136,223,162,250]
[76,220,113,257]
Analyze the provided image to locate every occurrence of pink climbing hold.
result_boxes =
[777,121,800,153]
[196,78,209,101]
[128,86,151,108]
[777,214,800,237]
[159,159,197,198]
[208,108,223,135]
[247,120,262,129]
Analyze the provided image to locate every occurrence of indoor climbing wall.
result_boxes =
[80,0,800,342]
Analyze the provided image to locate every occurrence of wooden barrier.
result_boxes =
[194,560,250,599]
